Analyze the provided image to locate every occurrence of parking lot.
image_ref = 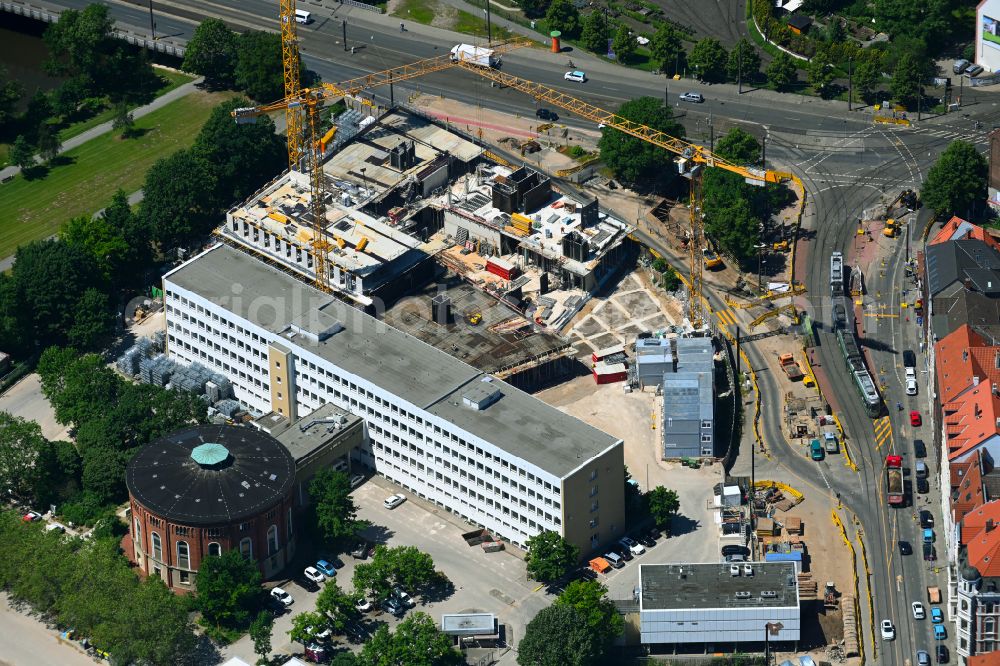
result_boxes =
[222,474,552,664]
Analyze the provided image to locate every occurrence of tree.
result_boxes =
[808,48,835,97]
[824,17,846,43]
[250,611,274,665]
[525,530,579,582]
[44,4,155,103]
[873,0,950,49]
[331,654,360,666]
[36,123,62,163]
[30,439,82,509]
[111,102,136,139]
[352,545,441,602]
[62,189,151,287]
[545,0,580,38]
[235,31,288,102]
[183,19,238,87]
[890,51,925,108]
[648,486,680,528]
[517,604,600,666]
[517,0,550,19]
[0,67,23,131]
[140,148,218,248]
[358,612,462,666]
[598,97,684,185]
[853,58,882,101]
[921,140,988,219]
[309,468,367,543]
[650,24,684,75]
[0,240,109,354]
[726,38,761,83]
[555,580,624,651]
[316,580,360,635]
[81,445,130,504]
[196,549,264,629]
[9,136,35,171]
[192,97,286,207]
[766,51,798,91]
[714,127,761,165]
[289,610,330,646]
[0,413,46,500]
[580,10,608,54]
[67,288,114,351]
[689,38,727,83]
[611,24,638,65]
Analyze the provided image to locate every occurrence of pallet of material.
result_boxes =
[755,517,777,536]
[785,516,802,534]
[841,595,860,657]
[774,498,796,512]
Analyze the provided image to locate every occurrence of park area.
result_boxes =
[0,88,235,259]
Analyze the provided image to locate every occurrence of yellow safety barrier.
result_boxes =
[874,115,912,127]
[754,480,804,501]
[555,155,601,178]
[831,509,865,666]
[483,150,512,167]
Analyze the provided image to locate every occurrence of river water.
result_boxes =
[0,18,64,104]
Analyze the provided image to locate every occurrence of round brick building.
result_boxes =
[126,425,297,593]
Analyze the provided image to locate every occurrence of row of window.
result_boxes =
[136,522,283,570]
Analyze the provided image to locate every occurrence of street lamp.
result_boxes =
[359,167,369,198]
[755,241,767,295]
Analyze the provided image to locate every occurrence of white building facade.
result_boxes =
[978,0,1000,73]
[161,245,625,553]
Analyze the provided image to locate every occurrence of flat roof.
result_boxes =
[265,403,363,464]
[662,373,713,421]
[165,245,619,478]
[441,613,496,635]
[640,563,799,610]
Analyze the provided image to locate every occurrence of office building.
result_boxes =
[162,244,625,553]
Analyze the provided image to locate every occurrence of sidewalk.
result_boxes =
[0,76,204,181]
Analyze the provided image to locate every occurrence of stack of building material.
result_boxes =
[785,516,803,535]
[215,400,242,419]
[796,572,818,599]
[755,517,777,537]
[841,596,859,656]
[116,347,141,376]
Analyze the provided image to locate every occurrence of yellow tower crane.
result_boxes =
[279,0,304,169]
[234,41,528,291]
[449,58,785,328]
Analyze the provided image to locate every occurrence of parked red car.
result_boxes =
[910,411,922,427]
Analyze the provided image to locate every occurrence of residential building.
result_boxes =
[638,562,800,649]
[162,244,625,554]
[977,1,1000,74]
[927,238,1000,341]
[934,325,1000,463]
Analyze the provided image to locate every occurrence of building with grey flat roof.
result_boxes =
[162,244,624,552]
[639,562,800,647]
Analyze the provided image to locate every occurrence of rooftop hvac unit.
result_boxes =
[730,565,741,577]
[734,591,752,599]
[744,564,754,577]
[760,591,778,598]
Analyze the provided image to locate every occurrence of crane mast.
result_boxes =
[279,0,304,170]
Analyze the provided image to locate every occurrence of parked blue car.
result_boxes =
[931,607,944,624]
[934,624,947,640]
[315,560,337,577]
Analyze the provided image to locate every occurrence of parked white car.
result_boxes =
[906,367,918,395]
[384,493,406,509]
[303,566,326,584]
[271,587,294,606]
[912,601,925,619]
[619,536,645,556]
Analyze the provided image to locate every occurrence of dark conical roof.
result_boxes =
[126,425,295,525]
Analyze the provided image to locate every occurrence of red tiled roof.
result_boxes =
[934,324,988,405]
[968,652,1000,666]
[952,460,974,487]
[961,499,1000,545]
[930,216,1000,252]
[944,389,1000,462]
[955,454,988,528]
[968,523,1000,577]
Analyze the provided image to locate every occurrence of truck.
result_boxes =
[886,455,904,506]
[927,586,941,604]
[779,353,804,381]
[450,44,497,68]
[830,251,844,294]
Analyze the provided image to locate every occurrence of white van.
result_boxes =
[295,9,312,24]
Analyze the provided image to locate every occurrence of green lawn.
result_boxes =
[394,0,435,24]
[58,68,196,143]
[392,0,513,40]
[0,90,234,259]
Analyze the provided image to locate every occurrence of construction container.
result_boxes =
[593,362,627,384]
[486,257,517,280]
[589,557,611,574]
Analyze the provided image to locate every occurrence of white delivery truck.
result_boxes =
[450,44,497,68]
